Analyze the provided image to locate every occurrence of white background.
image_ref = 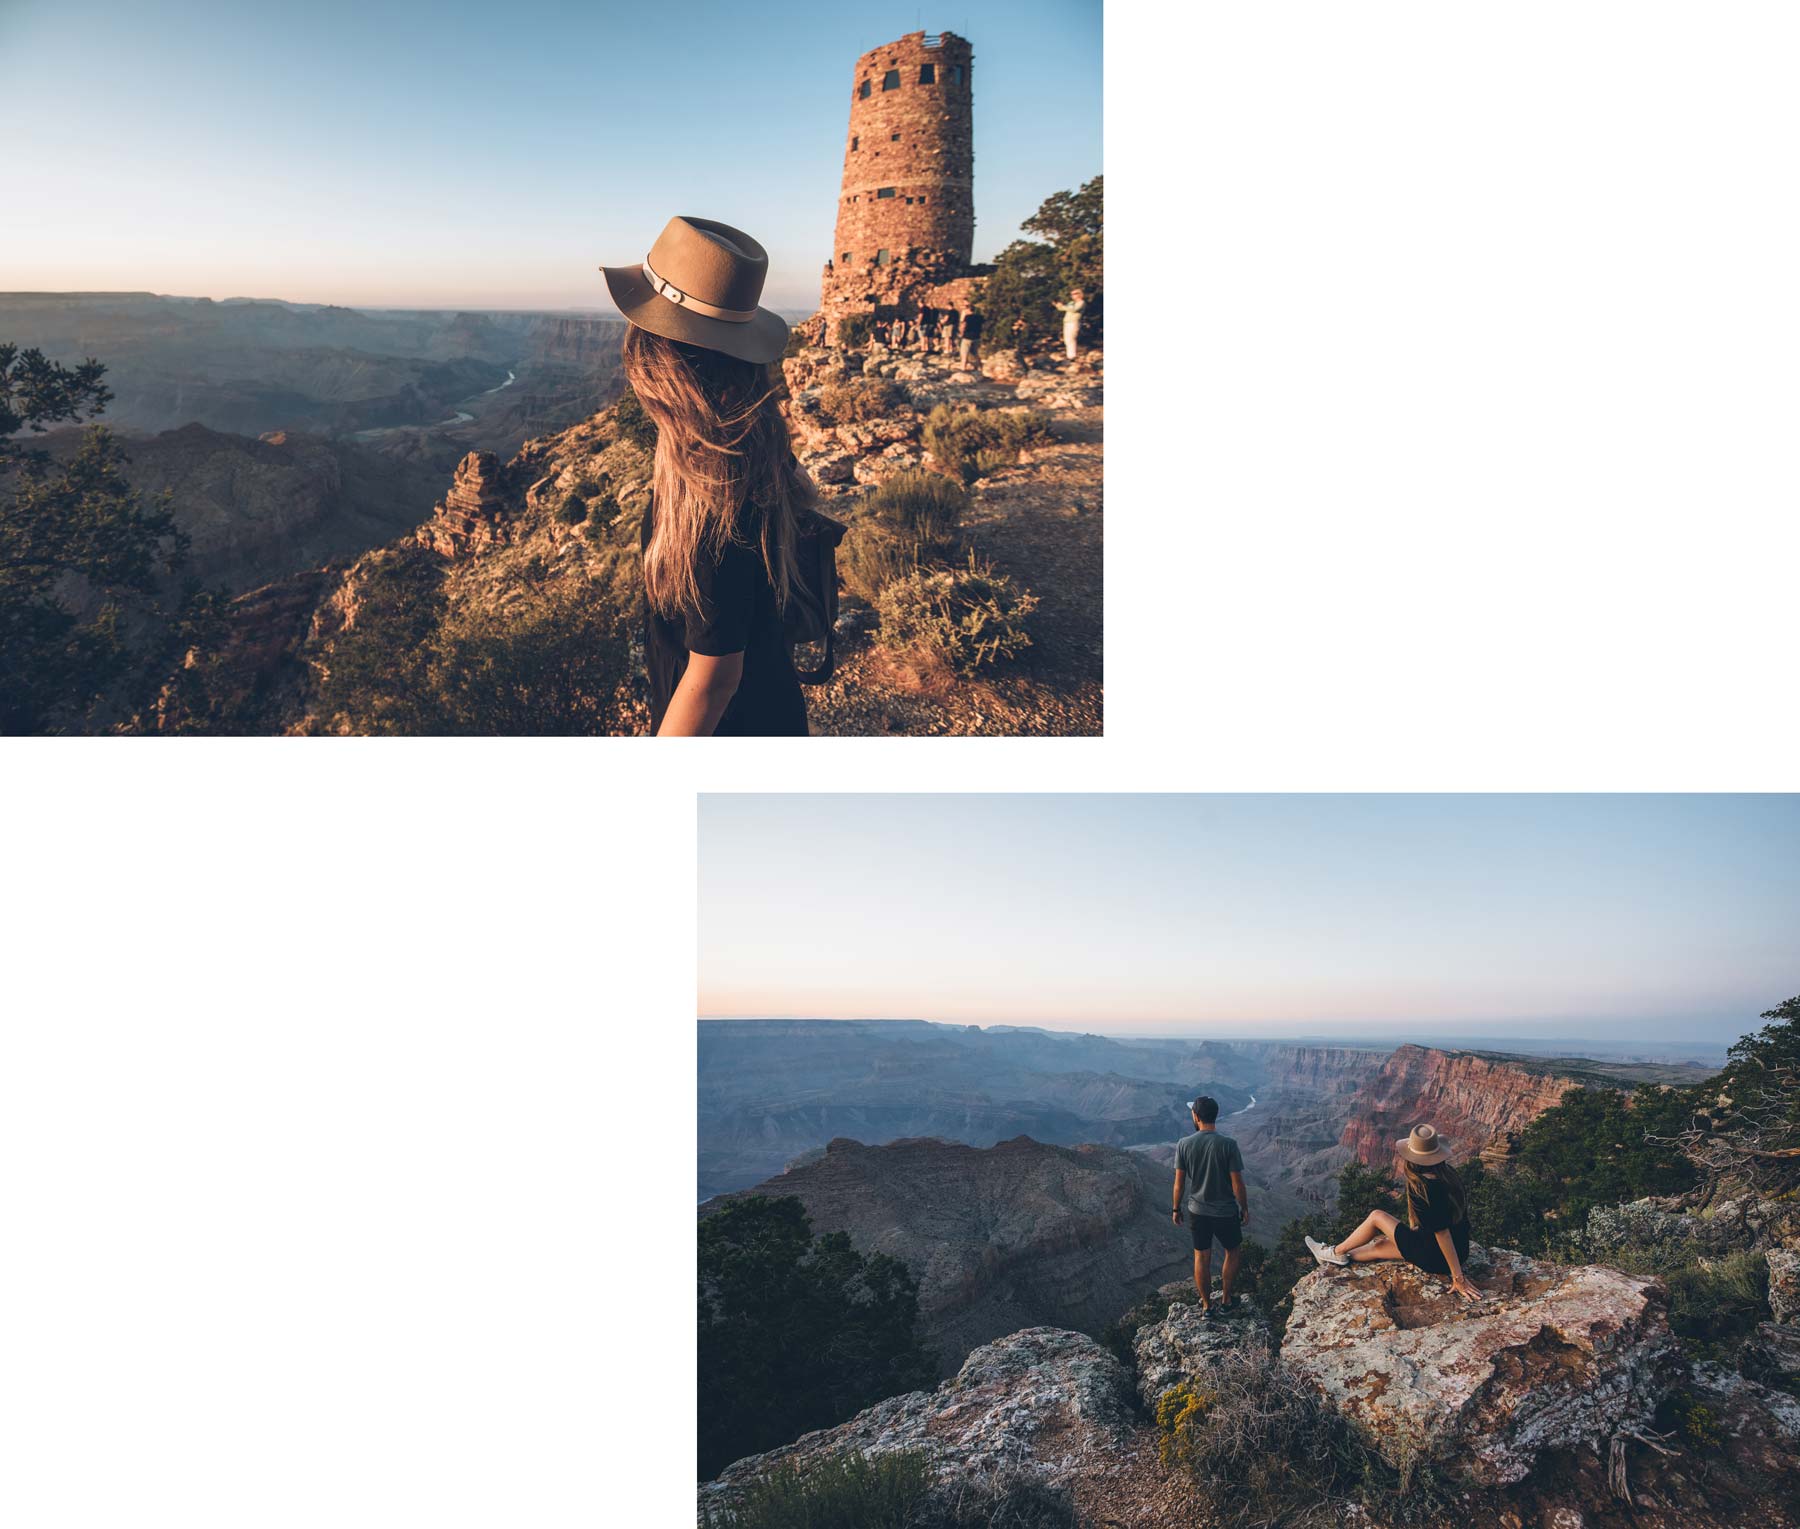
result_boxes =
[6,5,1800,1525]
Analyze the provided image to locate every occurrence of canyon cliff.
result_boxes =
[1339,1044,1577,1168]
[704,1135,1191,1377]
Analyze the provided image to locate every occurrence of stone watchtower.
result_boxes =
[820,31,982,339]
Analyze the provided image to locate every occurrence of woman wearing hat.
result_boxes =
[602,216,815,736]
[1305,1125,1480,1302]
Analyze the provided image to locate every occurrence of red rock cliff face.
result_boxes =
[1339,1046,1576,1167]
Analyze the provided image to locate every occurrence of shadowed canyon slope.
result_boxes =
[703,1135,1191,1376]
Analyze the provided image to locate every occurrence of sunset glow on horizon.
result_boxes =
[699,795,1800,1044]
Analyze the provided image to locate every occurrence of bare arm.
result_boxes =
[1230,1170,1250,1229]
[1436,1229,1478,1300]
[656,651,743,737]
[1171,1167,1185,1224]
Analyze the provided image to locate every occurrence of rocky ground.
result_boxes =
[782,339,1104,736]
[701,1208,1800,1529]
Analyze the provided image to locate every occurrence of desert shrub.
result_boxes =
[702,1451,931,1529]
[873,556,1037,675]
[1155,1351,1339,1526]
[840,471,968,603]
[923,404,1056,485]
[836,313,874,350]
[1664,1251,1771,1359]
[819,377,905,423]
[612,385,657,452]
[698,1197,936,1482]
[1155,1348,1457,1527]
[553,493,588,526]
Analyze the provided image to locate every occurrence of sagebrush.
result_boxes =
[873,555,1037,675]
[840,471,968,603]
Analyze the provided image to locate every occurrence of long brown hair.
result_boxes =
[1401,1158,1468,1230]
[623,326,813,621]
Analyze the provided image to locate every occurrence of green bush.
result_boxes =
[922,404,1055,485]
[311,557,633,735]
[1664,1251,1771,1359]
[553,493,588,526]
[840,471,968,603]
[836,313,874,350]
[873,555,1038,675]
[819,377,906,423]
[917,1472,1076,1528]
[699,1198,936,1482]
[703,1451,930,1529]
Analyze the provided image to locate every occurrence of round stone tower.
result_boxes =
[821,30,978,336]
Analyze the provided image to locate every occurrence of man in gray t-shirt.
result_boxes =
[1172,1094,1250,1317]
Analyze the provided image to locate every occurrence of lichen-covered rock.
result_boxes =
[699,1327,1136,1515]
[1282,1247,1678,1486]
[1767,1248,1800,1324]
[1131,1297,1270,1411]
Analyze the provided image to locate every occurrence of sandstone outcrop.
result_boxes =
[416,450,511,557]
[1339,1045,1577,1169]
[703,1135,1192,1375]
[1282,1247,1678,1486]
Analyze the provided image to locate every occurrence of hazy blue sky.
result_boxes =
[1,0,1100,310]
[699,796,1800,1045]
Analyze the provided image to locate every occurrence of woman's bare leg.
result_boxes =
[1348,1235,1403,1263]
[1334,1209,1399,1258]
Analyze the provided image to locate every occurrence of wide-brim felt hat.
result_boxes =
[1396,1124,1450,1165]
[601,215,789,365]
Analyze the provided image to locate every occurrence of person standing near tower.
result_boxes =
[957,304,983,370]
[1052,287,1087,362]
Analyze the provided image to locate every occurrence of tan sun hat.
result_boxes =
[601,216,789,365]
[1396,1124,1450,1165]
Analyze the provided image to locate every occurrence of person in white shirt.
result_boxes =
[1051,288,1087,361]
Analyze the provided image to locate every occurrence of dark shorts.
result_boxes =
[1190,1211,1243,1252]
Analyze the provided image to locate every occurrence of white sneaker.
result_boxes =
[1307,1236,1348,1267]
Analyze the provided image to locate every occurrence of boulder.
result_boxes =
[1131,1296,1271,1411]
[700,1327,1136,1512]
[1740,1321,1800,1386]
[808,450,856,485]
[1282,1247,1678,1486]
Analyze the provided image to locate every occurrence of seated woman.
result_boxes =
[1306,1125,1481,1302]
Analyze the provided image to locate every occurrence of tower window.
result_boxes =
[919,63,936,84]
[905,197,913,205]
[851,136,858,150]
[842,252,852,263]
[858,79,870,99]
[890,132,900,141]
[875,249,891,266]
[950,65,964,84]
[882,69,900,90]
[877,187,895,199]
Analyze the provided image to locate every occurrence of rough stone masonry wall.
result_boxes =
[822,30,977,333]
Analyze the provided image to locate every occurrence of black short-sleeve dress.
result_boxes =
[1394,1174,1472,1277]
[642,502,808,737]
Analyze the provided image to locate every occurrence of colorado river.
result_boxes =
[1233,1093,1257,1114]
[349,369,515,440]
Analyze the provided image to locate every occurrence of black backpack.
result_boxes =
[783,507,847,685]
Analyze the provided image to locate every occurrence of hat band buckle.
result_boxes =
[643,258,758,324]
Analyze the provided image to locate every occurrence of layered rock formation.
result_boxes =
[1339,1045,1577,1168]
[705,1135,1192,1376]
[416,450,511,557]
[1131,1293,1271,1412]
[1283,1247,1678,1486]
